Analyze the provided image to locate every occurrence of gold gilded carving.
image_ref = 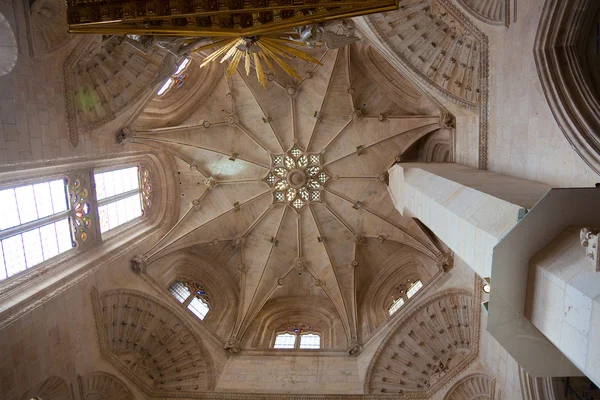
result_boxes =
[67,1,400,37]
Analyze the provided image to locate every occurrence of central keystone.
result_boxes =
[287,169,307,189]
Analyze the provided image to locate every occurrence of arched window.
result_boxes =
[157,58,191,96]
[0,164,154,283]
[168,280,210,320]
[94,166,151,234]
[273,325,321,349]
[0,178,72,280]
[388,279,423,316]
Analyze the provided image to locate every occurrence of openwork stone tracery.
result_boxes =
[263,145,329,211]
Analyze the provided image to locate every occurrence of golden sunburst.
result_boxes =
[196,36,322,87]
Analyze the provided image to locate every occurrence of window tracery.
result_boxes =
[388,279,423,316]
[273,324,321,349]
[263,145,329,211]
[0,161,155,284]
[168,280,210,320]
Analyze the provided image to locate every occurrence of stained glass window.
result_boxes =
[94,167,146,234]
[168,279,210,320]
[406,280,423,298]
[157,58,191,96]
[0,179,73,281]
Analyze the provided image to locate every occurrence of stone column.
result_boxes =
[387,163,550,278]
[388,162,597,381]
[528,226,600,387]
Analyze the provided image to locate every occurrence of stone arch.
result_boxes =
[77,372,133,400]
[365,289,480,395]
[444,373,494,399]
[91,288,214,394]
[146,249,240,339]
[243,296,346,349]
[21,376,71,400]
[534,0,600,176]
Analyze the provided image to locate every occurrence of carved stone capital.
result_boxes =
[116,127,135,145]
[347,340,363,356]
[437,253,454,272]
[131,255,148,274]
[224,338,242,354]
[581,228,600,271]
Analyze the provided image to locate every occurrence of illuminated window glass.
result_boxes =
[168,281,191,303]
[168,279,210,320]
[388,297,405,316]
[187,296,210,320]
[274,333,296,349]
[406,280,423,298]
[0,179,73,281]
[94,167,143,234]
[299,333,321,349]
[157,58,190,96]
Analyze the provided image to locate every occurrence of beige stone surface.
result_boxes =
[528,226,600,387]
[458,0,599,186]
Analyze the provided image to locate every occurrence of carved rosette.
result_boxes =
[263,145,329,212]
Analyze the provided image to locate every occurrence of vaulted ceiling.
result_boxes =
[124,40,454,353]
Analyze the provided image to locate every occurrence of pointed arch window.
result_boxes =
[388,279,424,316]
[168,280,210,320]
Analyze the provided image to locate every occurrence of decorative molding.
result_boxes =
[91,288,215,395]
[364,286,481,397]
[443,373,493,399]
[455,0,508,26]
[21,375,72,400]
[77,371,134,400]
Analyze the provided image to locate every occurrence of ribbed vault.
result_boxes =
[125,39,452,355]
